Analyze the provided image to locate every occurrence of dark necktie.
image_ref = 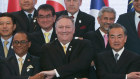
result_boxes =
[70,15,74,19]
[28,14,32,22]
[114,53,119,62]
[138,16,140,38]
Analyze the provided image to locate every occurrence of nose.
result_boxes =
[3,23,7,28]
[70,0,74,5]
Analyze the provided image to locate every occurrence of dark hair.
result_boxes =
[37,4,56,16]
[108,23,127,36]
[0,13,16,24]
[14,31,31,42]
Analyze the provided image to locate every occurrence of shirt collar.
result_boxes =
[1,36,13,44]
[68,10,79,19]
[41,28,53,34]
[135,11,140,18]
[99,29,107,38]
[112,47,124,56]
[60,42,70,49]
[15,53,27,60]
[24,10,35,18]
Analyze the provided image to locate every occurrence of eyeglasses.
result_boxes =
[13,40,29,45]
[37,15,53,19]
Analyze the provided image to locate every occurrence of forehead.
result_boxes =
[56,18,73,26]
[0,16,12,21]
[109,28,124,35]
[13,33,27,40]
[38,10,52,15]
[102,12,115,17]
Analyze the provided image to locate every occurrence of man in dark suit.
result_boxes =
[56,0,95,38]
[29,4,57,57]
[84,6,116,79]
[40,15,94,79]
[117,0,140,54]
[96,23,140,79]
[0,13,16,59]
[84,6,115,58]
[11,0,40,33]
[0,31,42,79]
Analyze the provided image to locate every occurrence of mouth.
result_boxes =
[23,4,30,7]
[2,30,8,32]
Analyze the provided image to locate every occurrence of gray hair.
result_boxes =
[107,23,127,36]
[98,6,116,19]
[55,15,74,27]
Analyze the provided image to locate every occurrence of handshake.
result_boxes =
[29,70,56,79]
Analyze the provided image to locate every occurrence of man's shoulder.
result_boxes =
[124,49,140,57]
[119,12,135,18]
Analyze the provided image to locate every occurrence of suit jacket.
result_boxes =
[56,10,95,37]
[117,12,140,54]
[28,29,57,57]
[96,49,140,79]
[0,38,14,59]
[0,53,40,79]
[40,39,94,79]
[11,10,40,33]
[84,29,111,60]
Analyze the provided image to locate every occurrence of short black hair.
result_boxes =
[0,13,16,24]
[14,31,31,42]
[37,4,56,16]
[108,23,127,36]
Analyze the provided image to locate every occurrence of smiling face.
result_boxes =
[133,0,140,13]
[55,18,75,45]
[0,16,16,40]
[19,0,37,13]
[98,12,115,33]
[37,10,56,32]
[109,27,127,52]
[12,33,31,57]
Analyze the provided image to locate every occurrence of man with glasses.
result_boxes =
[0,31,41,79]
[29,4,57,57]
[0,13,16,59]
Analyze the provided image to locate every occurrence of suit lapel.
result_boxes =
[116,49,129,70]
[9,56,20,76]
[38,30,46,45]
[21,54,32,76]
[55,40,66,62]
[96,29,105,48]
[128,12,139,37]
[0,39,5,57]
[50,28,57,42]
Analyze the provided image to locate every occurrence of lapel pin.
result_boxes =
[79,20,81,23]
[27,59,30,62]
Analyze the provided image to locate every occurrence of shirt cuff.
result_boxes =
[126,74,127,79]
[54,69,60,77]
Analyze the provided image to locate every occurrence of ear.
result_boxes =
[124,35,127,43]
[53,15,56,22]
[34,0,37,5]
[97,17,101,24]
[28,41,31,48]
[13,24,16,31]
[79,0,82,6]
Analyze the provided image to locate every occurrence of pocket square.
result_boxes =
[80,25,86,29]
